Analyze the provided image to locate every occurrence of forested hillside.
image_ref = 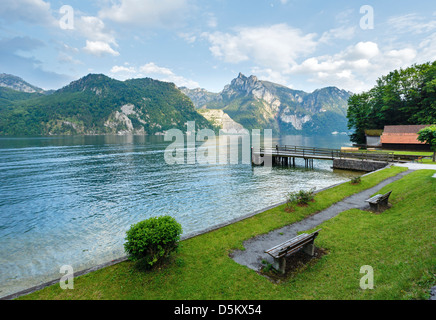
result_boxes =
[0,74,211,136]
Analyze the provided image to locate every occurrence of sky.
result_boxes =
[0,0,435,93]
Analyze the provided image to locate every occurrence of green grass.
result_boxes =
[378,150,432,156]
[18,166,436,300]
[422,158,436,165]
[347,149,436,164]
[298,169,436,299]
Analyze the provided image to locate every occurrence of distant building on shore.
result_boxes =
[365,129,383,148]
[380,125,432,151]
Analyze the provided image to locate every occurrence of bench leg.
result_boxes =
[372,201,389,212]
[272,257,286,274]
[302,241,315,256]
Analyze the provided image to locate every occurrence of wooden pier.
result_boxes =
[251,145,418,170]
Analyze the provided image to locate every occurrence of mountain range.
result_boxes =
[180,73,352,135]
[0,72,352,136]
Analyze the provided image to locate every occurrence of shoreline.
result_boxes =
[5,164,418,300]
[0,164,394,300]
[7,163,436,300]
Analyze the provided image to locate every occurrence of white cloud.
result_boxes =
[110,65,136,74]
[140,63,175,76]
[83,40,120,56]
[388,14,436,34]
[99,0,190,28]
[57,52,83,65]
[345,41,380,60]
[0,0,56,26]
[319,26,356,43]
[110,62,199,88]
[206,13,218,28]
[140,62,199,88]
[77,16,117,45]
[335,9,354,24]
[290,41,420,92]
[250,66,293,88]
[417,32,436,64]
[75,15,119,57]
[178,32,197,44]
[385,48,417,63]
[203,24,318,72]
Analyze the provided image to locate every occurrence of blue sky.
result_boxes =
[1,0,435,93]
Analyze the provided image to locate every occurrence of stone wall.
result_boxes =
[333,159,388,172]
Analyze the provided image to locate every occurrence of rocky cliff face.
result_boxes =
[197,109,245,133]
[179,87,221,108]
[181,73,352,135]
[0,73,45,93]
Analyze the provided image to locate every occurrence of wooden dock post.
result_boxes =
[250,147,253,166]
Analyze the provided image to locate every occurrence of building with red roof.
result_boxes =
[380,125,432,150]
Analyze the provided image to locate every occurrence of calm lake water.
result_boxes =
[0,134,356,297]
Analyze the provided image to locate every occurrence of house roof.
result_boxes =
[383,125,431,134]
[380,125,432,145]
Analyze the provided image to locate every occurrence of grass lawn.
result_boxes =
[18,166,436,300]
[364,149,436,164]
[421,158,436,165]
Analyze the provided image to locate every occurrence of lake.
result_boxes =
[0,134,356,297]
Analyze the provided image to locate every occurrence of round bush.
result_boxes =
[124,215,182,268]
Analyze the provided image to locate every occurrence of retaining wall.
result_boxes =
[333,158,388,172]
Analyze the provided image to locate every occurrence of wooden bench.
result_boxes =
[264,229,321,274]
[365,190,392,212]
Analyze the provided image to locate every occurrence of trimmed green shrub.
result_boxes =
[350,176,362,184]
[286,188,316,211]
[124,215,182,268]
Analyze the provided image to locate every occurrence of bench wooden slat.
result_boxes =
[266,234,308,255]
[275,237,317,258]
[265,229,321,259]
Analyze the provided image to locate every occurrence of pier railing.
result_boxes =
[258,145,396,162]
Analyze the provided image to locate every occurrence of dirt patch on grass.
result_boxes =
[259,247,328,283]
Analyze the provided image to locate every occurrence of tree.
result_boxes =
[417,125,436,162]
[346,92,373,144]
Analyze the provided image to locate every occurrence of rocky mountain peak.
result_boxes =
[223,73,264,98]
[0,73,45,93]
[58,73,116,94]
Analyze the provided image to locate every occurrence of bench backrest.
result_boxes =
[379,191,392,201]
[366,190,392,204]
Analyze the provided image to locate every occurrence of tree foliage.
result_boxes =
[347,61,436,144]
[124,215,182,269]
[417,125,436,161]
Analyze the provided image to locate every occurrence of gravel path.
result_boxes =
[231,169,412,272]
[393,162,436,170]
